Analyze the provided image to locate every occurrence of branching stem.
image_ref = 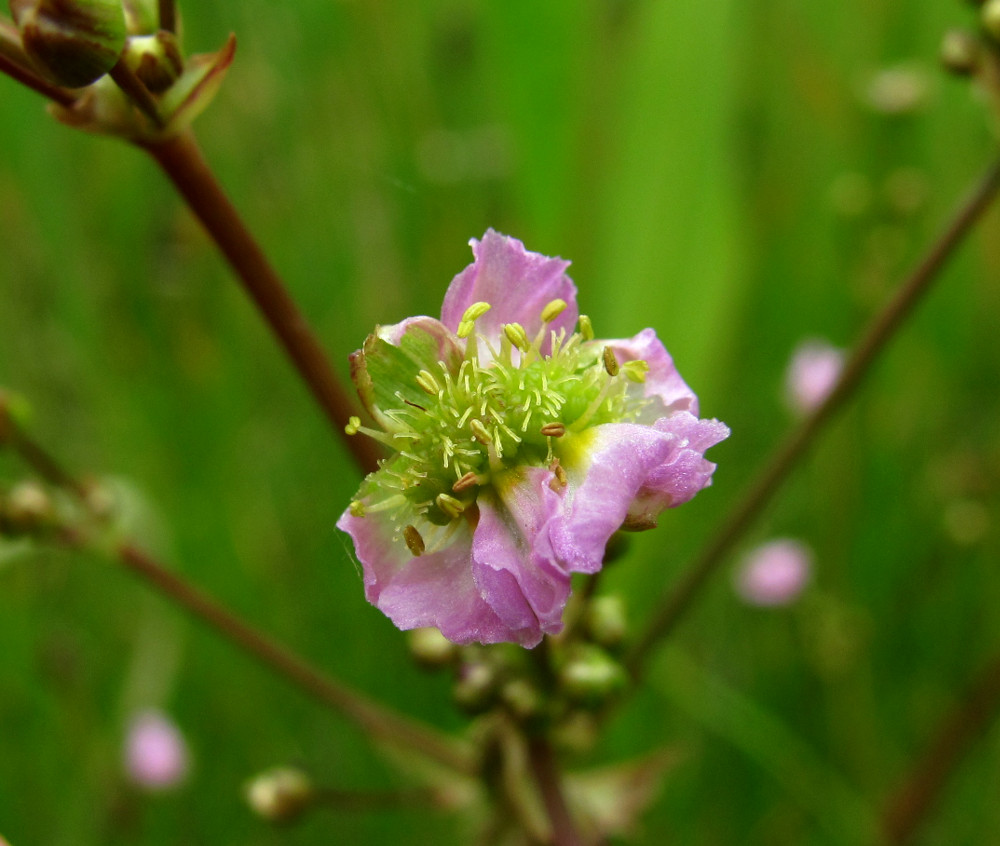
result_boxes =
[625,156,1000,678]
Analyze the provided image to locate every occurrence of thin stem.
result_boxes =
[109,59,163,128]
[142,130,381,476]
[526,736,584,846]
[158,0,176,34]
[118,543,476,775]
[625,155,1000,679]
[880,647,1000,844]
[0,408,475,776]
[0,20,77,107]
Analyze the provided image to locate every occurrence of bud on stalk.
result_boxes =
[9,0,126,87]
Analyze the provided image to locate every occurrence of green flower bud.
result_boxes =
[940,29,981,76]
[452,659,498,714]
[9,0,127,88]
[557,644,627,707]
[245,767,315,824]
[983,0,1000,40]
[1,480,55,536]
[584,595,628,648]
[122,31,182,93]
[407,626,458,669]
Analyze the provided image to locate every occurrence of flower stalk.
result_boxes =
[625,155,1000,679]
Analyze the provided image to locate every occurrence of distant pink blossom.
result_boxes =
[339,230,728,646]
[784,340,843,414]
[734,539,812,607]
[125,710,190,790]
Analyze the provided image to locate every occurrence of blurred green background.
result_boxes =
[2,0,999,843]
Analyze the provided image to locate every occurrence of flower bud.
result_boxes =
[452,658,498,714]
[584,595,628,648]
[245,767,315,824]
[9,0,127,88]
[557,644,627,706]
[983,0,1000,40]
[122,31,182,93]
[407,626,458,669]
[940,29,981,76]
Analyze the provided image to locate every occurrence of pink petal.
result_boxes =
[125,710,190,791]
[606,328,699,417]
[551,424,678,574]
[472,467,570,643]
[784,339,843,415]
[441,230,579,348]
[337,509,523,645]
[734,539,812,606]
[624,413,730,530]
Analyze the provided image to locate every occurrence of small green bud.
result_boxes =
[122,31,182,94]
[584,595,628,648]
[940,29,980,76]
[407,627,458,669]
[983,0,1000,40]
[499,678,541,721]
[558,644,627,706]
[245,767,315,824]
[10,0,127,87]
[452,659,498,714]
[1,480,55,536]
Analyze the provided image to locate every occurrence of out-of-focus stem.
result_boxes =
[625,156,1000,679]
[881,647,1000,844]
[526,737,583,846]
[0,408,475,776]
[142,130,381,476]
[118,543,476,775]
[158,0,176,34]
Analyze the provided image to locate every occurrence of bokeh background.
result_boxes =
[2,0,999,843]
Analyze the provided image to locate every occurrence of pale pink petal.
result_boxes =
[734,539,812,606]
[624,413,730,530]
[784,339,843,414]
[606,328,698,417]
[125,710,190,791]
[441,229,578,347]
[472,467,570,643]
[551,424,677,574]
[375,315,463,363]
[337,509,523,645]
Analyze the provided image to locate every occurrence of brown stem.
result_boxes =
[0,407,474,776]
[118,543,476,775]
[142,130,381,476]
[526,736,584,846]
[880,648,1000,844]
[109,58,163,128]
[158,0,177,34]
[625,156,1000,679]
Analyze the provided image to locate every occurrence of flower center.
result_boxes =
[348,303,649,553]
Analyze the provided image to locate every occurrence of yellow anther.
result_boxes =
[469,418,493,445]
[345,416,361,435]
[579,315,594,341]
[403,525,426,557]
[453,471,479,492]
[504,322,530,351]
[602,347,620,377]
[349,500,366,517]
[461,301,492,323]
[436,493,465,518]
[457,320,475,339]
[415,369,440,395]
[540,422,566,438]
[623,359,650,383]
[541,298,567,323]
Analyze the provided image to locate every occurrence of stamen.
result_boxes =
[541,299,567,323]
[549,458,568,491]
[603,346,620,377]
[415,369,440,395]
[579,315,594,341]
[470,418,493,445]
[452,471,479,492]
[436,493,465,518]
[461,301,492,323]
[345,416,361,435]
[403,525,426,557]
[504,322,530,351]
[623,359,650,383]
[540,422,565,438]
[349,500,366,517]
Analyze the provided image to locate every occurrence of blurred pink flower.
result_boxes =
[734,539,812,607]
[784,340,843,414]
[124,709,190,790]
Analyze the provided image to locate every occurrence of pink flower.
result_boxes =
[784,339,844,414]
[734,539,812,607]
[124,709,190,790]
[339,230,728,646]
